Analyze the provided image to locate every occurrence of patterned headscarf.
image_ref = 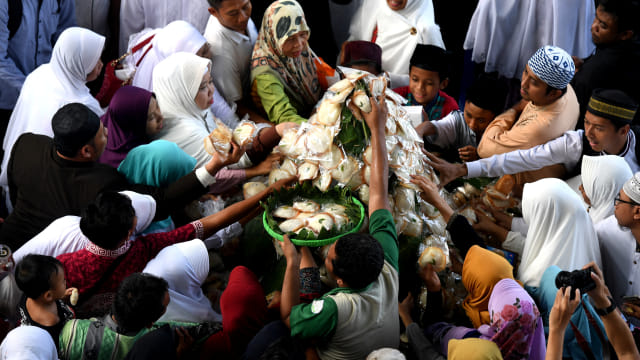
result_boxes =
[480,279,546,360]
[250,0,321,109]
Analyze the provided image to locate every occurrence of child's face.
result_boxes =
[463,100,495,135]
[50,266,67,300]
[409,66,444,107]
[386,0,408,11]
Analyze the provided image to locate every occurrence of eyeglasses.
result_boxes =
[614,195,639,206]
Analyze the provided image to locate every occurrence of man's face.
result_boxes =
[614,190,638,228]
[409,66,443,107]
[584,111,628,153]
[591,5,623,45]
[210,0,252,34]
[520,64,559,106]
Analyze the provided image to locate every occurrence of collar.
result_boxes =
[213,16,256,45]
[602,131,632,157]
[325,282,373,296]
[423,91,441,112]
[85,240,131,258]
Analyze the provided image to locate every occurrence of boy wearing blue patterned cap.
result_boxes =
[475,45,580,189]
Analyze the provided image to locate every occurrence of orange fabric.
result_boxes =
[461,245,516,328]
[448,338,503,360]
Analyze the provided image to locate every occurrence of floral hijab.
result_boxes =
[250,0,321,108]
[480,279,545,360]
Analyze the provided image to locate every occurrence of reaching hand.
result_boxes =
[208,141,245,173]
[252,153,281,176]
[279,234,302,266]
[549,286,581,333]
[269,175,297,192]
[488,207,514,230]
[348,95,388,133]
[458,145,479,162]
[175,327,194,359]
[418,263,441,292]
[410,175,442,206]
[398,292,415,327]
[584,262,612,309]
[423,150,467,187]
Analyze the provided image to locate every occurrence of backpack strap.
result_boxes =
[7,0,23,40]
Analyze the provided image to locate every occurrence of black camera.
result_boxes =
[555,267,596,300]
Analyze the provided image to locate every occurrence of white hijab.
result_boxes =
[152,52,215,167]
[348,0,444,75]
[12,191,156,265]
[518,178,602,287]
[131,21,207,92]
[0,326,58,360]
[582,155,633,224]
[1,27,105,189]
[143,239,221,323]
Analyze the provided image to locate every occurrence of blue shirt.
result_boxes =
[0,0,75,109]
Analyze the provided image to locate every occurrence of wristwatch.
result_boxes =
[595,296,616,316]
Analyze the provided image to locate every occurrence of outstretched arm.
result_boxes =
[348,95,390,215]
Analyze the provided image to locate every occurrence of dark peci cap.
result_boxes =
[587,89,638,125]
[466,76,509,115]
[340,41,383,73]
[52,103,101,157]
[409,44,449,77]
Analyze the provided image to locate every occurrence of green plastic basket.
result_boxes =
[263,197,366,246]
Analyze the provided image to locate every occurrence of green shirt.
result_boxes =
[253,73,308,124]
[289,209,398,340]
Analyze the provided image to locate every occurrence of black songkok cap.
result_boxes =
[340,41,383,73]
[587,89,638,125]
[52,103,100,157]
[409,44,448,77]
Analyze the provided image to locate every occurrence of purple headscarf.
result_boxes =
[479,278,546,360]
[99,86,154,168]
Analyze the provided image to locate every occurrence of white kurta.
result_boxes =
[464,0,595,79]
[596,215,640,307]
[348,0,445,78]
[119,0,211,54]
[518,178,602,287]
[0,27,105,191]
[204,16,258,103]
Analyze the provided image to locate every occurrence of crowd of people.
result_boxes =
[1,0,640,359]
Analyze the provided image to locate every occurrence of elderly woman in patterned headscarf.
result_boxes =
[250,0,322,124]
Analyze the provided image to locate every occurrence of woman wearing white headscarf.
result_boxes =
[0,27,105,192]
[518,178,602,287]
[127,20,238,127]
[0,326,58,360]
[143,239,219,323]
[347,0,445,84]
[152,52,284,192]
[581,155,633,224]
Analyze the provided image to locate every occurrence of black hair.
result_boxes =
[409,44,449,81]
[332,233,384,289]
[112,273,168,334]
[207,0,226,10]
[51,103,101,157]
[598,0,640,37]
[465,76,509,115]
[15,255,62,299]
[545,85,568,97]
[80,192,135,250]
